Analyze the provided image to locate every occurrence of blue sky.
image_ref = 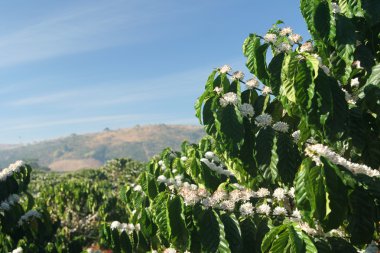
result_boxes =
[1,0,308,144]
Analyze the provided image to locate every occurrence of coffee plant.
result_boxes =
[0,161,58,253]
[101,0,380,252]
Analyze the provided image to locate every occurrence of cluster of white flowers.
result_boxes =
[273,206,288,216]
[0,194,20,212]
[352,60,362,69]
[0,161,24,182]
[262,86,272,96]
[350,77,360,88]
[18,210,41,227]
[11,247,23,253]
[158,160,167,171]
[288,33,303,44]
[305,144,380,177]
[272,121,289,133]
[342,88,357,104]
[256,203,271,215]
[272,188,286,200]
[239,103,255,118]
[133,184,143,192]
[200,152,234,177]
[255,114,273,128]
[232,71,245,80]
[213,86,223,95]
[110,221,141,234]
[180,156,188,162]
[299,42,313,53]
[157,174,185,188]
[219,92,238,107]
[331,2,341,14]
[279,27,293,36]
[264,33,277,43]
[219,64,232,74]
[245,78,259,89]
[239,202,254,216]
[278,42,292,52]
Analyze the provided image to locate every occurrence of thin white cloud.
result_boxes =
[0,113,165,132]
[0,1,164,68]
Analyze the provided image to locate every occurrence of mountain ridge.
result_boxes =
[0,124,204,171]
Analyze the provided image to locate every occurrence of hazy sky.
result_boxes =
[1,0,308,144]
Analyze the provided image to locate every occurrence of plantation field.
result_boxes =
[1,0,380,252]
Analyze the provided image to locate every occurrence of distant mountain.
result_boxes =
[0,124,205,171]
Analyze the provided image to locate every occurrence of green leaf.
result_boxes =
[243,34,270,84]
[220,213,243,253]
[197,209,231,253]
[255,127,276,182]
[261,224,287,252]
[268,52,285,95]
[120,231,132,253]
[347,187,375,244]
[320,157,348,230]
[167,196,190,249]
[280,53,314,108]
[219,105,244,144]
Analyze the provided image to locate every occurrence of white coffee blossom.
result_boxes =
[272,121,289,133]
[181,156,188,162]
[219,200,235,212]
[240,202,254,216]
[262,86,272,96]
[305,143,380,177]
[280,27,293,36]
[256,203,271,215]
[240,103,255,118]
[350,77,360,88]
[273,206,287,216]
[292,130,301,143]
[288,187,295,198]
[135,223,141,232]
[331,3,341,13]
[278,43,292,52]
[18,210,41,227]
[212,189,228,203]
[300,42,313,53]
[298,222,318,236]
[352,60,362,69]
[179,187,201,206]
[264,33,277,43]
[12,247,23,253]
[133,185,142,192]
[219,64,232,74]
[273,188,286,201]
[110,221,121,230]
[256,188,270,197]
[0,202,10,211]
[245,78,259,89]
[205,151,215,160]
[229,190,242,203]
[292,209,302,219]
[241,189,255,201]
[232,71,245,80]
[255,114,273,128]
[288,33,303,44]
[164,248,177,253]
[157,175,167,184]
[214,87,223,94]
[219,92,238,107]
[342,88,357,104]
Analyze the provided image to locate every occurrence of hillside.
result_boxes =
[0,124,204,171]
